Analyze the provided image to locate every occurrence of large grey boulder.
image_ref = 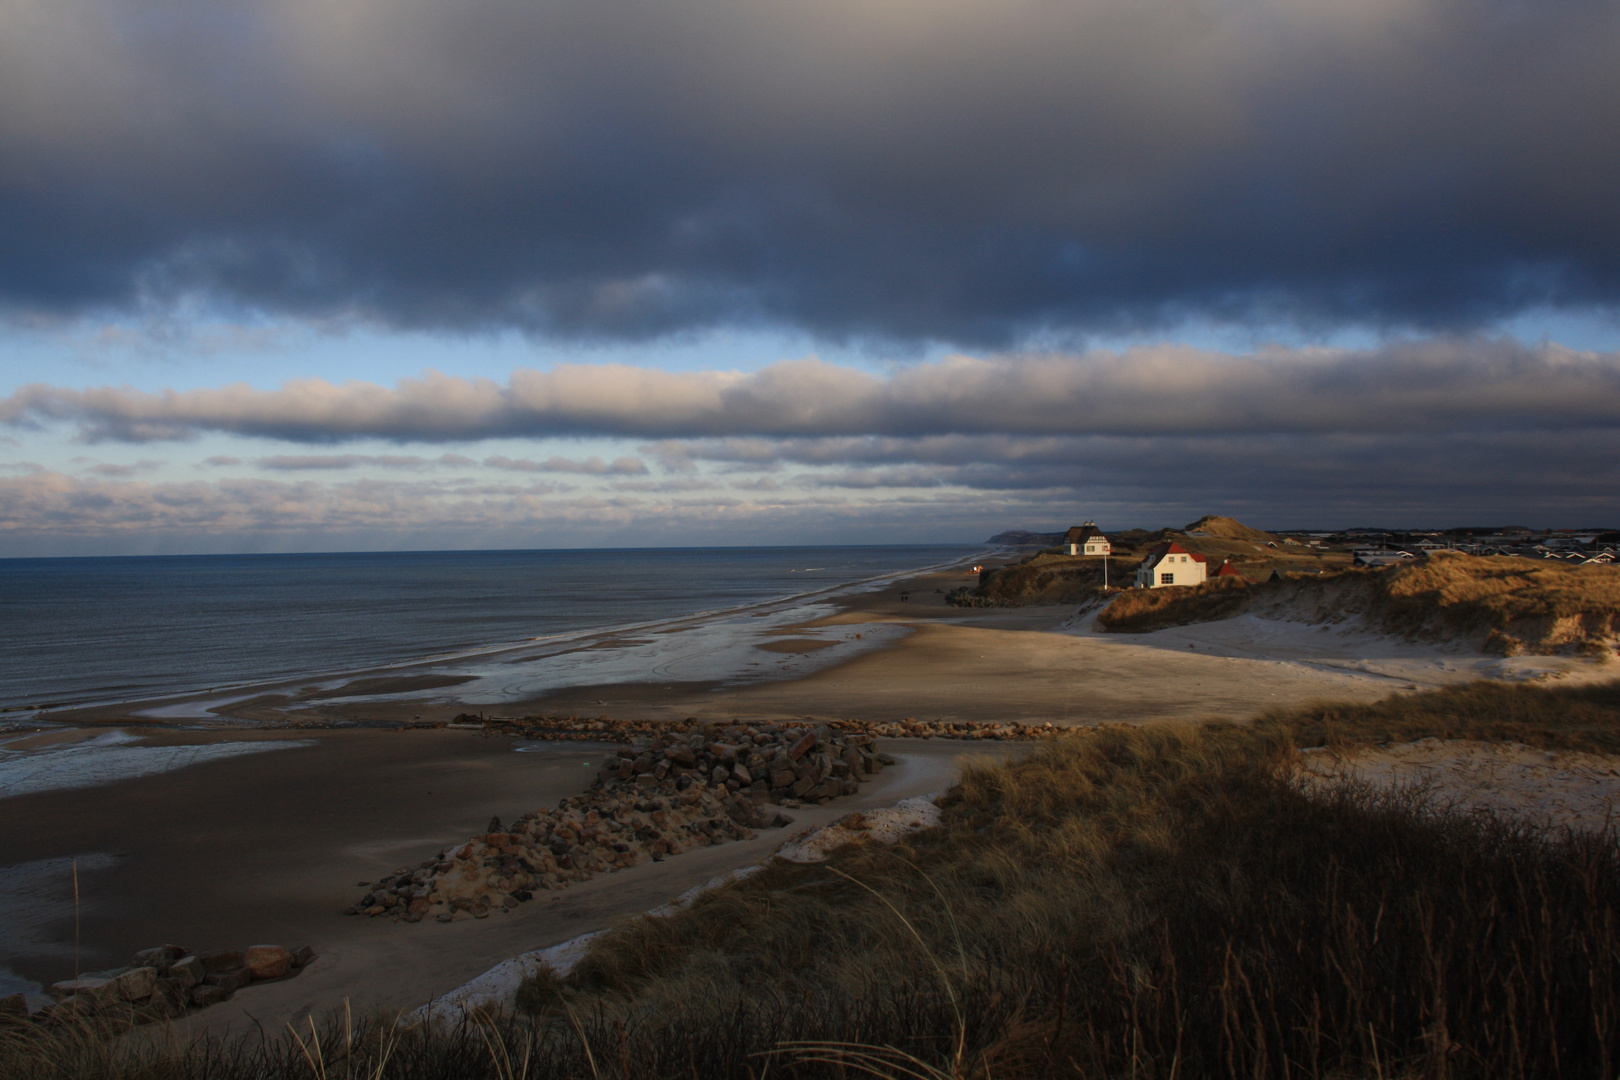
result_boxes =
[167,955,204,988]
[111,966,158,1002]
[47,974,114,1003]
[132,945,184,973]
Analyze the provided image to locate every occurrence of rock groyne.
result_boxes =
[348,721,896,922]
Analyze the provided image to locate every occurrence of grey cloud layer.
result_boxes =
[485,455,647,475]
[6,423,1616,554]
[5,341,1619,443]
[3,0,1618,341]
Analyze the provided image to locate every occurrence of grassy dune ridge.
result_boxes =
[950,552,1137,607]
[1099,551,1620,654]
[8,680,1620,1078]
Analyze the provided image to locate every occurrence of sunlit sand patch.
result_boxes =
[1294,739,1620,833]
[775,793,945,863]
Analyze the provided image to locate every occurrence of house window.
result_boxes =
[1160,572,1174,585]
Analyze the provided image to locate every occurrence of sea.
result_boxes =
[0,545,979,714]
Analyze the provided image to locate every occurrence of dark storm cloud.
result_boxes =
[5,340,1619,443]
[2,0,1617,342]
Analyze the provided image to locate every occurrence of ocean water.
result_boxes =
[0,546,975,711]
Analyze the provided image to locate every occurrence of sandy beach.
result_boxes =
[446,566,1610,727]
[38,560,1602,733]
[3,556,1612,1028]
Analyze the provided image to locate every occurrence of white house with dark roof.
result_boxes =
[1135,542,1208,588]
[1064,521,1112,556]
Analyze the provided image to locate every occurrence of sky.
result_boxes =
[3,0,1619,556]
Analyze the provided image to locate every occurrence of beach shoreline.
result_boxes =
[13,552,987,732]
[4,551,1614,1028]
[25,548,1599,737]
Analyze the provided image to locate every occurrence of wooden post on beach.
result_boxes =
[73,859,80,982]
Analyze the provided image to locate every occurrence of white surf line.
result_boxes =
[93,551,987,721]
[405,790,951,1026]
[0,733,316,799]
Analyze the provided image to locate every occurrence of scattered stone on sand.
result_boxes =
[23,942,315,1029]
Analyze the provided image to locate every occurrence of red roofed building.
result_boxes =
[1135,542,1208,588]
[1214,560,1246,580]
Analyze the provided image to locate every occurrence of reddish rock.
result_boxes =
[788,732,818,760]
[243,945,293,980]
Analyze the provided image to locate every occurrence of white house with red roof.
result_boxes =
[1135,542,1208,588]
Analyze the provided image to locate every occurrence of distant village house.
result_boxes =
[1135,542,1207,588]
[1065,522,1112,556]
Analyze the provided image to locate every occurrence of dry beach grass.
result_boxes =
[1097,552,1620,656]
[9,677,1620,1078]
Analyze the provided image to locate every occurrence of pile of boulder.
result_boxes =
[469,713,1075,743]
[348,781,779,922]
[590,721,895,802]
[10,943,313,1028]
[829,718,1059,740]
[348,722,890,922]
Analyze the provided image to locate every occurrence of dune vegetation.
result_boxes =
[949,552,1136,607]
[1098,551,1620,655]
[9,678,1620,1079]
